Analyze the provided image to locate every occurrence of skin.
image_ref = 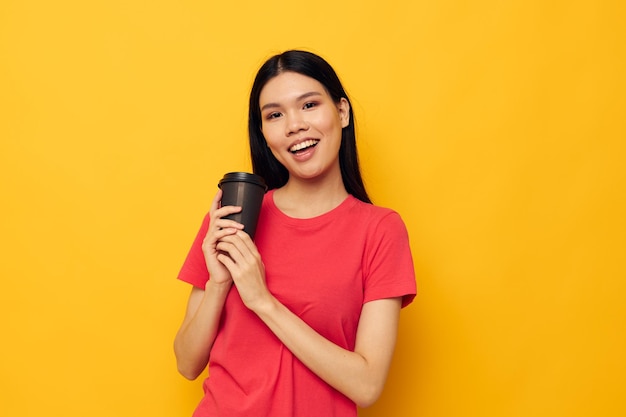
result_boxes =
[174,71,402,408]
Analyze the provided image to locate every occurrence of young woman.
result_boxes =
[174,50,416,417]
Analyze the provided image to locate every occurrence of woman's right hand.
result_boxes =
[201,189,244,285]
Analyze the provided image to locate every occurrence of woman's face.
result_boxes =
[259,71,349,183]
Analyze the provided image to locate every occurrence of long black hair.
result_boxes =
[248,50,371,204]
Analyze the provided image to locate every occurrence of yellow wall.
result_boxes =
[1,1,624,416]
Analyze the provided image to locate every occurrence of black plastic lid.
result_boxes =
[218,172,267,190]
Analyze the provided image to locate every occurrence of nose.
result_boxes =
[285,111,308,136]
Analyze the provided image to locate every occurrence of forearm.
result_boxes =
[174,281,231,380]
[253,297,400,408]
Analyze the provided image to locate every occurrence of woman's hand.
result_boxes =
[215,229,271,312]
[201,189,245,286]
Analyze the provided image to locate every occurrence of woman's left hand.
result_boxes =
[215,230,271,312]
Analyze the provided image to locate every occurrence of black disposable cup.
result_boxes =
[218,172,267,240]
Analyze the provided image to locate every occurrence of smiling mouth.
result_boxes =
[289,139,320,154]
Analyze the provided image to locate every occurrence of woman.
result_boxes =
[174,50,416,417]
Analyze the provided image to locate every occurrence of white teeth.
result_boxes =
[290,139,319,153]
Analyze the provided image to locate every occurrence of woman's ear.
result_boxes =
[338,98,350,128]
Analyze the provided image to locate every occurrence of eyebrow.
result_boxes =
[260,91,323,112]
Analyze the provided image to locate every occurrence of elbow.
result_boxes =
[173,340,207,381]
[355,395,380,409]
[353,383,384,409]
[178,368,200,381]
[177,361,203,381]
[174,347,205,381]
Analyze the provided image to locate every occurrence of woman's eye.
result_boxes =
[303,102,317,110]
[266,112,282,120]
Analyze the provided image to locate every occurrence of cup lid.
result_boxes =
[218,172,267,190]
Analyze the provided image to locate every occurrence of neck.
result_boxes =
[273,173,349,219]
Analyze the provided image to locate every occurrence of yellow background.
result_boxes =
[1,1,624,416]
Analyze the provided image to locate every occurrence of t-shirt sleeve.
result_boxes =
[363,211,417,308]
[177,212,211,289]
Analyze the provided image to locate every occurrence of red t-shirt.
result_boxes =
[178,190,416,417]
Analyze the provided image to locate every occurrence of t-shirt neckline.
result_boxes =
[266,189,358,227]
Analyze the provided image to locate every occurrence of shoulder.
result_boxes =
[350,198,407,232]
